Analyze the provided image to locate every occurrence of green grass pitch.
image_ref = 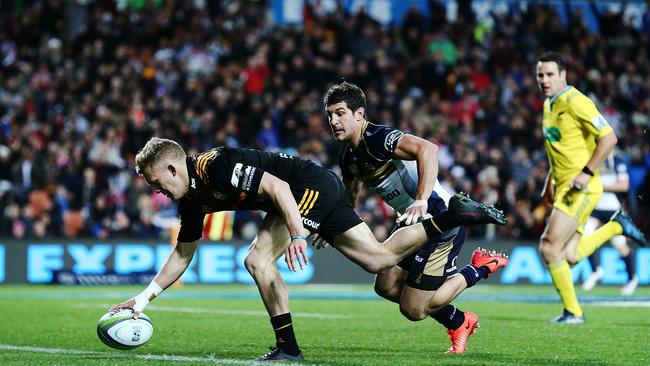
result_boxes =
[0,284,648,365]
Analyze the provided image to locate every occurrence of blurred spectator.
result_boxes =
[0,1,647,242]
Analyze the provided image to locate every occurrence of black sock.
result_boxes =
[588,254,598,272]
[621,253,635,281]
[270,313,300,356]
[459,265,490,287]
[422,212,461,237]
[431,304,465,330]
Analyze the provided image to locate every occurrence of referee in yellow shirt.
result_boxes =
[536,52,646,324]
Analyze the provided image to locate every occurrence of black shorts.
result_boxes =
[591,209,615,223]
[396,226,466,291]
[292,169,363,244]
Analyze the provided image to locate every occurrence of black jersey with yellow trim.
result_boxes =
[177,147,325,242]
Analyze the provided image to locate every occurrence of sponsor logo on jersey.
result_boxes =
[242,166,256,191]
[415,255,423,263]
[384,130,403,151]
[191,178,196,189]
[302,217,320,229]
[231,163,243,187]
[543,127,562,142]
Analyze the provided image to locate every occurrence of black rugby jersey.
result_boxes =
[177,147,324,242]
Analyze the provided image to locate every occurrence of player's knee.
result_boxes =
[539,240,559,262]
[399,304,427,321]
[244,252,271,276]
[374,282,396,301]
[362,259,393,274]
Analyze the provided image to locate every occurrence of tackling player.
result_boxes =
[109,137,507,361]
[536,52,646,324]
[322,81,509,353]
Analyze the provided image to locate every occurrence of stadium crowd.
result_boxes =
[0,0,648,242]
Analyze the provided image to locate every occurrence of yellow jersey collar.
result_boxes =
[549,85,572,109]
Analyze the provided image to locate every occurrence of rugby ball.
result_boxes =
[97,309,153,350]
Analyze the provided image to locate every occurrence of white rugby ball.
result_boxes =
[97,309,153,350]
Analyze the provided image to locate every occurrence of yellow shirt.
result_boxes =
[542,86,613,187]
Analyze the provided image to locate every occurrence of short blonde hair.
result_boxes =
[135,137,186,175]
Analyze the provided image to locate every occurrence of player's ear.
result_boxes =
[168,164,176,176]
[560,69,567,83]
[355,107,365,121]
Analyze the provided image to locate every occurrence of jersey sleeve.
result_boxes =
[569,94,613,138]
[364,126,404,160]
[177,199,205,242]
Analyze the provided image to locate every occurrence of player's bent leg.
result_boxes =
[399,287,436,321]
[540,210,584,321]
[244,215,292,315]
[332,222,429,273]
[244,214,303,361]
[374,266,408,303]
[425,275,469,312]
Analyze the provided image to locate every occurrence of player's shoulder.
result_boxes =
[561,86,593,107]
[192,147,230,183]
[363,122,404,152]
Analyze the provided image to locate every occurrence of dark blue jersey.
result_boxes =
[339,122,449,216]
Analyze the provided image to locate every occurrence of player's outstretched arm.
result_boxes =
[257,172,309,272]
[109,240,199,317]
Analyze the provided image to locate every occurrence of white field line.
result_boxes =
[75,303,352,319]
[587,301,650,308]
[0,344,307,366]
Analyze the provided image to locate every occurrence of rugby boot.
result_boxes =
[549,310,585,324]
[446,312,480,354]
[257,346,304,362]
[448,192,507,226]
[610,210,647,246]
[470,247,509,277]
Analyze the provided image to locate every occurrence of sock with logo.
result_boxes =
[421,212,463,237]
[270,313,300,356]
[430,304,465,330]
[458,265,490,287]
[575,221,623,261]
[548,260,583,317]
[621,253,634,281]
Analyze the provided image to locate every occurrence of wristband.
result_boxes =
[291,235,307,241]
[582,166,594,176]
[133,280,163,312]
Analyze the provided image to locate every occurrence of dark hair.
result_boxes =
[323,81,367,113]
[537,52,566,71]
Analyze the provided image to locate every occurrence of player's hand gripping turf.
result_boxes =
[309,233,330,250]
[109,299,141,319]
[396,199,428,225]
[285,237,309,271]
